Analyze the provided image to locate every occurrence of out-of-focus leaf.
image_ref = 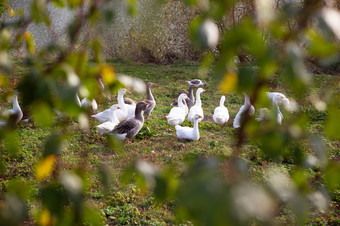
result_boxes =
[0,51,12,72]
[126,0,137,15]
[98,164,112,194]
[154,168,178,202]
[198,52,215,77]
[0,28,11,49]
[259,130,290,161]
[44,133,64,157]
[52,0,65,8]
[0,194,27,225]
[17,70,52,107]
[177,159,233,225]
[255,0,275,26]
[31,0,51,26]
[219,71,238,93]
[24,32,35,54]
[40,184,68,217]
[31,102,54,127]
[324,161,340,191]
[238,66,257,92]
[83,205,105,226]
[35,155,56,181]
[320,7,340,40]
[305,28,338,57]
[284,42,311,96]
[100,64,115,85]
[291,168,309,192]
[7,180,32,200]
[38,209,52,226]
[60,172,83,206]
[190,17,219,49]
[102,9,115,24]
[67,0,82,8]
[324,107,340,140]
[4,130,19,154]
[91,39,102,63]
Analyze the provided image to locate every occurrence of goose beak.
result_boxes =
[150,83,155,86]
[185,97,189,100]
[117,106,121,109]
[126,90,131,94]
[184,90,188,94]
[198,115,203,119]
[144,101,150,106]
[202,89,206,92]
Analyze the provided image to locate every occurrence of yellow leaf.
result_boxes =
[39,209,52,226]
[100,64,115,85]
[9,9,14,17]
[35,155,56,181]
[219,71,238,93]
[24,32,36,54]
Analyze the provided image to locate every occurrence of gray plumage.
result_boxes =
[171,84,196,108]
[124,97,136,105]
[110,101,149,140]
[187,79,206,87]
[143,82,155,119]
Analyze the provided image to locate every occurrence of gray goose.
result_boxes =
[124,97,136,105]
[109,101,149,143]
[143,82,156,119]
[187,79,206,87]
[171,84,197,108]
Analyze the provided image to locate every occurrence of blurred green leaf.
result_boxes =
[4,130,19,154]
[67,0,82,8]
[126,0,137,16]
[83,205,105,226]
[44,133,64,157]
[305,28,338,57]
[31,0,51,26]
[31,102,54,127]
[98,163,112,194]
[52,0,66,8]
[324,107,340,140]
[324,161,340,191]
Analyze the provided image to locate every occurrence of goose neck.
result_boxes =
[118,92,125,107]
[188,86,195,102]
[195,91,202,107]
[244,95,250,106]
[220,97,225,107]
[135,106,145,122]
[12,95,21,112]
[193,119,200,136]
[146,86,154,101]
[178,96,186,109]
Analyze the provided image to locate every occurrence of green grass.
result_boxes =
[1,59,340,224]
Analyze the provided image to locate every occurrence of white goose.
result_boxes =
[166,94,189,126]
[0,93,23,127]
[115,88,131,122]
[233,94,255,129]
[175,114,202,141]
[188,88,205,123]
[213,96,229,126]
[96,105,121,135]
[80,98,98,114]
[266,92,290,124]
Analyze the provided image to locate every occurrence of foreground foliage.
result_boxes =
[0,0,339,225]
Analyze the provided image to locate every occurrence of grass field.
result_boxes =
[1,59,339,224]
